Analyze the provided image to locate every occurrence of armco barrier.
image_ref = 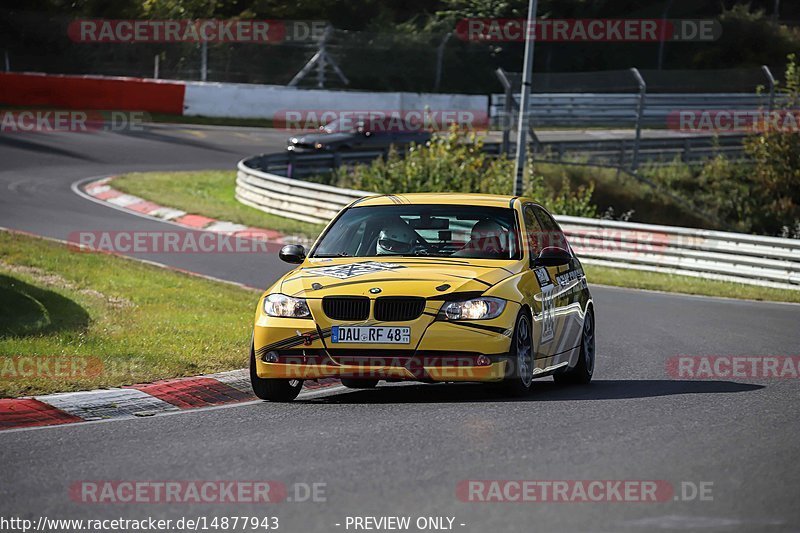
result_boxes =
[490,92,783,128]
[237,153,800,290]
[0,72,186,115]
[237,154,370,224]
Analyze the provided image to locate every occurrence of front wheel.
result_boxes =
[554,309,595,385]
[250,341,303,402]
[498,310,534,396]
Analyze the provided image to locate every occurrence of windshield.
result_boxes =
[321,118,369,134]
[312,204,520,260]
[321,119,357,133]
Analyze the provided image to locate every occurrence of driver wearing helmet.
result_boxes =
[376,220,417,255]
[453,218,507,257]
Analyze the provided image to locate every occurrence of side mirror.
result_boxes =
[533,246,571,267]
[279,244,306,264]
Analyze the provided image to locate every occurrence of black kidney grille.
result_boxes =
[374,297,425,322]
[322,297,370,321]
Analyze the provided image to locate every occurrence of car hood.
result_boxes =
[279,257,521,299]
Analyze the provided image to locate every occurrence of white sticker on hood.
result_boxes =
[305,261,406,279]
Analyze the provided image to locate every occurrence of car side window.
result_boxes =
[532,205,569,252]
[523,205,545,258]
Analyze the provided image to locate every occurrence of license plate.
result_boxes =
[331,326,411,344]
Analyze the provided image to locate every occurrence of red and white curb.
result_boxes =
[0,180,338,431]
[79,177,310,246]
[0,372,341,431]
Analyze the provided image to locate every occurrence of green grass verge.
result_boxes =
[0,231,260,398]
[586,264,800,304]
[113,170,325,239]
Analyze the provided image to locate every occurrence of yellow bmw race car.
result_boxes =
[250,193,595,401]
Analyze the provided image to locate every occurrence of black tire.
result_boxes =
[249,341,303,402]
[554,308,595,385]
[498,310,534,396]
[340,378,379,389]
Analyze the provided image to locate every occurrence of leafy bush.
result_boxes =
[641,156,756,233]
[743,54,800,237]
[334,127,597,217]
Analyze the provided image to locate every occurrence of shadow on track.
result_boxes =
[298,379,764,404]
[113,127,239,154]
[0,135,99,162]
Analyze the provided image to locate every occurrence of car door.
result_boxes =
[521,204,564,369]
[531,205,585,360]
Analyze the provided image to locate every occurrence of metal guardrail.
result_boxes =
[490,93,782,128]
[557,216,800,291]
[484,134,749,166]
[237,153,800,290]
[237,153,371,224]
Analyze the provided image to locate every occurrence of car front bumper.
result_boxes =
[253,307,517,383]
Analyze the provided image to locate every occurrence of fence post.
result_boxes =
[761,65,776,112]
[434,33,452,92]
[513,0,538,195]
[494,68,514,156]
[200,41,208,81]
[630,67,647,172]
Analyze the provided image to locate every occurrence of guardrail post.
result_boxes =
[495,68,514,156]
[761,65,776,112]
[630,68,646,172]
[287,151,295,179]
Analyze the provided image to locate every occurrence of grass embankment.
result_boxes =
[0,231,260,398]
[113,171,799,305]
[114,171,325,239]
[585,264,800,304]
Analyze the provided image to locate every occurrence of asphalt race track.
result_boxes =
[1,125,799,532]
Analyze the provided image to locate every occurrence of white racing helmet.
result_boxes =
[376,221,416,255]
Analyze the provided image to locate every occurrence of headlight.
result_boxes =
[263,294,311,318]
[442,297,506,320]
[314,142,325,149]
